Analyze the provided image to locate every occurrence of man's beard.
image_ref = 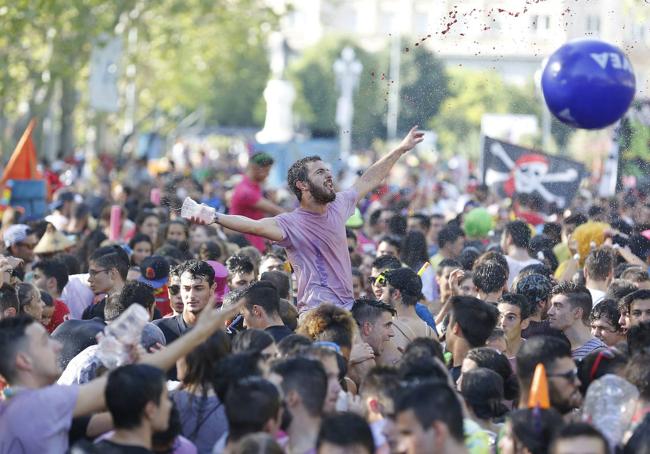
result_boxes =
[549,382,581,415]
[307,179,336,204]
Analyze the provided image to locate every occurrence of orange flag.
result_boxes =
[527,363,551,409]
[1,120,42,186]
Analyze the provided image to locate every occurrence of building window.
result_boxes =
[531,14,551,32]
[586,15,601,34]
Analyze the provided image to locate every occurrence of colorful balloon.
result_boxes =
[541,39,636,130]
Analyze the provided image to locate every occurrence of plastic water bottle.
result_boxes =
[96,304,149,369]
[582,374,639,451]
[180,197,216,224]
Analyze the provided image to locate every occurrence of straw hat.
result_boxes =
[34,224,74,254]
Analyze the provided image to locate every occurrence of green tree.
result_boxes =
[0,1,138,156]
[430,68,541,159]
[621,120,650,161]
[391,43,449,133]
[288,36,384,147]
[133,0,275,130]
[0,0,277,160]
[288,36,449,148]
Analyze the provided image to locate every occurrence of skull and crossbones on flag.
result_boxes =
[482,137,585,208]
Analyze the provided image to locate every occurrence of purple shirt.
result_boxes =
[275,189,357,313]
[0,384,79,453]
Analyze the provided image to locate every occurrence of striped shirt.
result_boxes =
[572,337,607,361]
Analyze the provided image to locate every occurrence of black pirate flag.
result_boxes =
[481,137,585,208]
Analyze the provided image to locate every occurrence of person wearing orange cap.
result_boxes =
[499,362,565,453]
[516,336,582,416]
[498,407,564,454]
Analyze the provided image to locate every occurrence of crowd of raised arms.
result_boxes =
[2,127,650,454]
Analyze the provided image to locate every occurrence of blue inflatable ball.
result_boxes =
[541,38,636,130]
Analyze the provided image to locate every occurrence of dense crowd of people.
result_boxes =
[2,125,650,454]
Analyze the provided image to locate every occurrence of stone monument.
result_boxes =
[256,32,295,144]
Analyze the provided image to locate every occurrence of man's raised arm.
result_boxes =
[352,126,424,203]
[189,212,284,242]
[74,301,245,417]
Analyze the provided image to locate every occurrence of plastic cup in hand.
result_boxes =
[180,197,216,224]
[96,304,149,369]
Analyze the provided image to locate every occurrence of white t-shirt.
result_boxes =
[60,274,94,319]
[588,288,606,307]
[505,256,541,287]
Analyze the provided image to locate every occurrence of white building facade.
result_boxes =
[277,0,650,95]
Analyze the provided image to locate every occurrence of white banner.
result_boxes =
[89,34,122,113]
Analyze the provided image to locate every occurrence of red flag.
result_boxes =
[1,120,42,185]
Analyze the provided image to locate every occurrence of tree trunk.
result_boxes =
[59,75,77,158]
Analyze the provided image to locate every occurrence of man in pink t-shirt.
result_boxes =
[230,152,284,252]
[191,127,425,313]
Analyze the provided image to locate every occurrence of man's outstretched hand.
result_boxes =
[188,216,208,226]
[397,126,425,153]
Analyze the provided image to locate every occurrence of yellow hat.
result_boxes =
[34,224,74,254]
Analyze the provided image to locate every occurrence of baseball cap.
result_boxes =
[3,224,32,248]
[250,152,274,167]
[138,256,170,289]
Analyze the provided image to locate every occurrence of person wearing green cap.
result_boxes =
[230,152,285,253]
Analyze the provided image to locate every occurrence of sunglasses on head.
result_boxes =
[169,284,180,295]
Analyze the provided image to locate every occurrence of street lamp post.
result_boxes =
[534,59,552,151]
[334,47,362,162]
